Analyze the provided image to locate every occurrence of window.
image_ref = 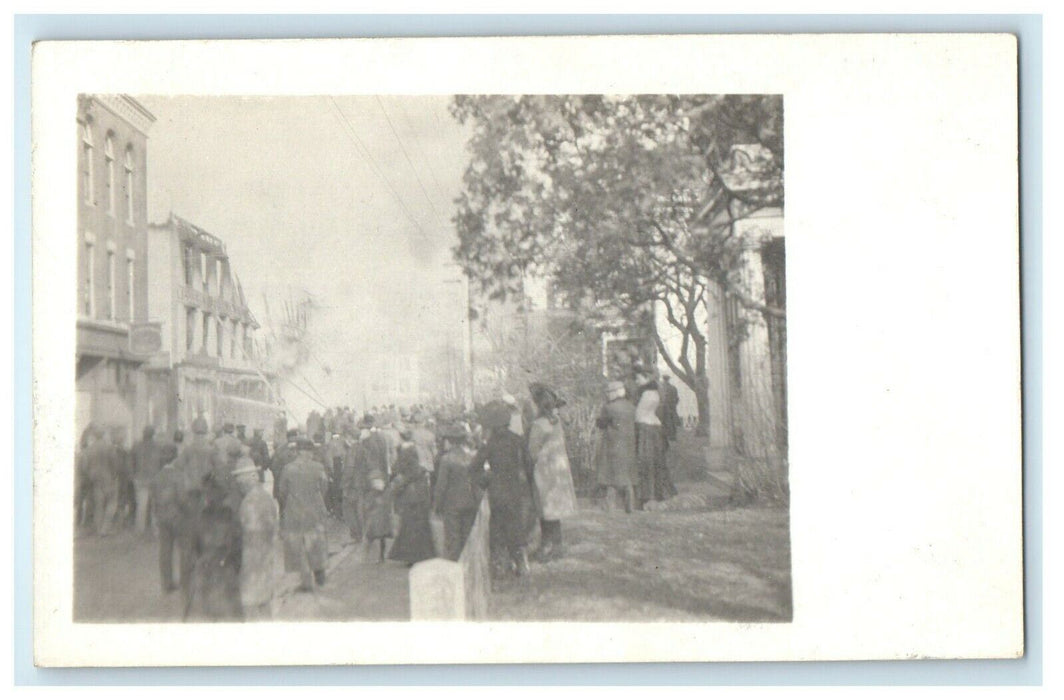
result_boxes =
[104,135,115,216]
[202,312,211,356]
[84,238,96,317]
[200,252,208,292]
[126,252,135,321]
[229,319,237,358]
[106,248,115,320]
[216,317,224,358]
[186,307,196,351]
[183,244,194,286]
[80,121,94,204]
[215,259,223,296]
[124,147,134,224]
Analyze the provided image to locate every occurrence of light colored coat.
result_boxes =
[528,417,577,520]
[238,486,279,608]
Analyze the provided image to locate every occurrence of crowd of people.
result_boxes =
[74,363,682,622]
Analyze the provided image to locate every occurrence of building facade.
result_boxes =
[653,206,786,456]
[75,94,156,446]
[145,214,281,437]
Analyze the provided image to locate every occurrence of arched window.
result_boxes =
[124,147,135,224]
[104,134,115,216]
[81,122,94,205]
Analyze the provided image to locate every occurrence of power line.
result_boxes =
[395,98,453,205]
[374,95,446,230]
[327,96,431,243]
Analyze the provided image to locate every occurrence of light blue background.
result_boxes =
[13,13,1042,685]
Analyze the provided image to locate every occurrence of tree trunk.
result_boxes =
[693,372,711,438]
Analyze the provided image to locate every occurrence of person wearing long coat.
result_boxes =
[278,440,330,591]
[234,459,279,621]
[340,437,365,542]
[594,380,638,512]
[183,500,243,622]
[151,442,185,593]
[471,422,536,575]
[356,423,394,561]
[527,384,577,562]
[634,373,679,508]
[433,427,480,561]
[387,435,436,565]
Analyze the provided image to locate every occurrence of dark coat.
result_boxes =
[387,444,435,563]
[471,429,534,508]
[184,503,243,622]
[595,397,637,487]
[471,429,536,553]
[132,438,163,486]
[434,446,479,515]
[660,380,681,441]
[278,455,329,534]
[248,436,270,468]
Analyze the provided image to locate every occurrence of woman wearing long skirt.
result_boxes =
[387,431,436,565]
[633,371,678,508]
[527,383,578,562]
[595,380,638,513]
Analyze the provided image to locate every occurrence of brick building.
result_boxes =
[75,94,156,446]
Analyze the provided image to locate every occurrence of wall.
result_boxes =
[76,96,150,326]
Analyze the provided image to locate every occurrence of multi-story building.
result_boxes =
[145,214,281,436]
[75,94,156,445]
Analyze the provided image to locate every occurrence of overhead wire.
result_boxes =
[327,96,432,244]
[395,98,453,206]
[373,95,446,231]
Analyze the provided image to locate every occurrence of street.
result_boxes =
[74,473,791,623]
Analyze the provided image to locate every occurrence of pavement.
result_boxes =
[73,515,407,623]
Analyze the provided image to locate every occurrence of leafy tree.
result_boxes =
[450,95,783,438]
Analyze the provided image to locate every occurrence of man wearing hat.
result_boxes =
[278,438,330,591]
[132,425,164,536]
[151,442,184,592]
[269,429,300,503]
[233,457,279,620]
[323,433,347,518]
[213,423,242,468]
[174,415,217,493]
[595,380,638,513]
[410,411,438,479]
[433,423,480,561]
[248,428,271,470]
[81,424,120,536]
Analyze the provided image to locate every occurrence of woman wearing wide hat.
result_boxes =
[472,399,536,576]
[527,383,577,561]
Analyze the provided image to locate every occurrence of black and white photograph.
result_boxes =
[71,93,790,624]
[31,35,1023,667]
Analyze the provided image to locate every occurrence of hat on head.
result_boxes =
[529,382,566,411]
[295,437,316,451]
[358,415,375,429]
[191,417,210,435]
[478,400,512,429]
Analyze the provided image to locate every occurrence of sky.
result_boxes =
[137,95,473,411]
